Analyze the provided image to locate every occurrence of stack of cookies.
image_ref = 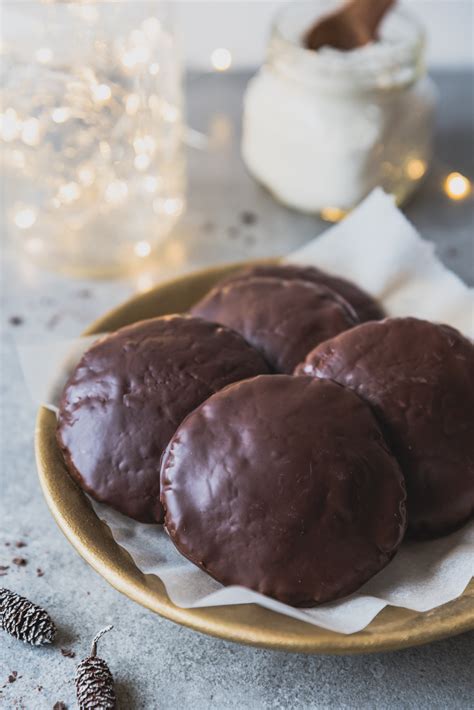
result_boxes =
[57,264,474,607]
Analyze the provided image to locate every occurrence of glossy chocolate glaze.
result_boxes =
[191,276,358,373]
[217,263,385,322]
[161,375,406,606]
[57,315,269,523]
[296,317,474,539]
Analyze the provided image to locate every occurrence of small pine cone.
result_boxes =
[0,587,56,645]
[76,626,116,710]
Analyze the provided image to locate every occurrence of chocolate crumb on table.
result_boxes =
[241,210,257,225]
[53,702,68,710]
[60,648,76,658]
[0,566,9,576]
[12,557,27,567]
[15,541,26,548]
[8,672,18,684]
[202,220,215,233]
[36,568,44,577]
[8,316,23,326]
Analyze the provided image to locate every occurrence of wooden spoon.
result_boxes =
[305,0,395,52]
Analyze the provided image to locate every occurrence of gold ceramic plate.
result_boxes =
[35,262,474,654]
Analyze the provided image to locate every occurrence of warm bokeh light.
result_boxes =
[125,93,140,115]
[35,47,53,64]
[58,182,81,204]
[134,153,151,171]
[92,83,112,103]
[406,158,426,180]
[121,46,150,70]
[0,108,21,142]
[105,180,128,204]
[52,107,71,124]
[162,197,183,216]
[14,207,37,229]
[160,101,179,123]
[134,240,151,257]
[320,206,346,223]
[133,135,156,154]
[21,118,40,146]
[444,172,471,200]
[211,48,232,72]
[78,165,95,187]
[143,176,159,193]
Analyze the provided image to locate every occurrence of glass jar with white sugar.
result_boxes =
[242,1,437,217]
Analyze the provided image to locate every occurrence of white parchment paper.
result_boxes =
[28,189,473,633]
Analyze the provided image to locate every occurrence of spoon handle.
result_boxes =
[348,0,396,37]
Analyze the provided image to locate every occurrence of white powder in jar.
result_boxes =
[242,3,437,213]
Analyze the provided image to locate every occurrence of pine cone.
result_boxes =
[76,626,116,710]
[0,587,56,645]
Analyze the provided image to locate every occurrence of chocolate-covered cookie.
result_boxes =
[296,317,474,539]
[218,262,384,322]
[161,375,406,606]
[191,276,358,373]
[57,315,269,523]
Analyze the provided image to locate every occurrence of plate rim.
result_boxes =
[35,260,474,654]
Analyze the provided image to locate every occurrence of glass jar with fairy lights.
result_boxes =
[1,0,185,277]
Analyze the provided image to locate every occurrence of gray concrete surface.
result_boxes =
[1,70,473,709]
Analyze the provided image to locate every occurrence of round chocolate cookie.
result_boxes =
[161,375,406,606]
[296,317,474,539]
[57,315,269,523]
[191,276,358,373]
[217,262,384,322]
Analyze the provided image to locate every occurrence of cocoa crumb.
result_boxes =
[15,541,26,548]
[53,703,67,710]
[8,672,18,683]
[5,542,10,547]
[0,566,9,576]
[241,211,257,226]
[37,686,43,692]
[9,316,24,326]
[60,648,76,658]
[46,313,61,330]
[36,568,45,577]
[12,557,27,567]
[202,220,215,233]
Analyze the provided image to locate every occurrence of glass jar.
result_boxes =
[242,1,437,216]
[1,0,185,277]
